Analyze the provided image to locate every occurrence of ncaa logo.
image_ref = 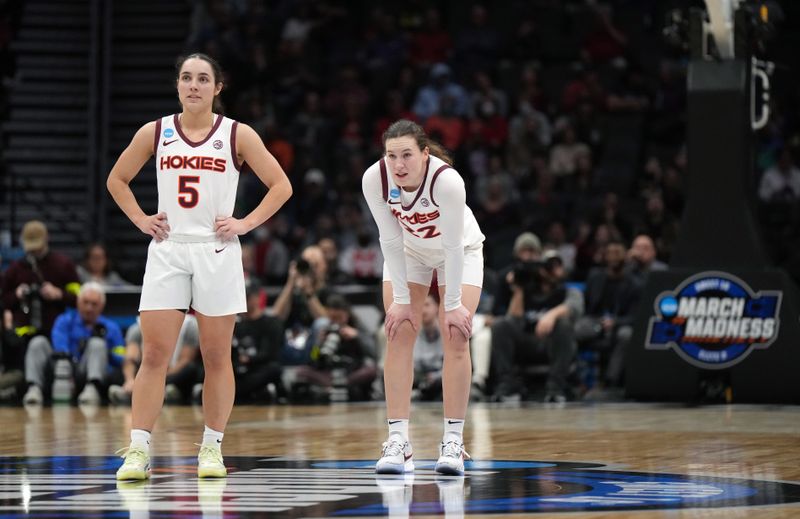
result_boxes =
[390,188,401,198]
[163,128,174,138]
[646,271,782,369]
[213,139,223,150]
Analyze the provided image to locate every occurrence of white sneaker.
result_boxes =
[108,385,131,405]
[375,436,413,474]
[435,439,470,476]
[197,444,227,478]
[23,385,43,405]
[77,384,101,405]
[116,446,151,481]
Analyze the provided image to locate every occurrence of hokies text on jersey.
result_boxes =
[391,207,441,238]
[160,155,227,173]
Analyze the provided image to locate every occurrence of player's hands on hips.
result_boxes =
[136,212,170,242]
[385,303,418,341]
[215,216,248,241]
[444,305,473,341]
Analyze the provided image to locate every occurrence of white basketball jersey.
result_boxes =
[154,114,241,238]
[376,155,484,250]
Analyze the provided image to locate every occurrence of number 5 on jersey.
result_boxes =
[178,176,200,208]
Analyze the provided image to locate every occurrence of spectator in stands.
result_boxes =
[294,294,377,401]
[77,242,131,288]
[1,220,81,339]
[581,4,628,65]
[625,234,667,283]
[409,7,452,68]
[318,237,352,285]
[490,233,581,403]
[758,147,800,203]
[575,240,641,390]
[469,71,508,120]
[232,282,285,403]
[23,282,125,406]
[339,229,383,284]
[549,124,591,178]
[250,221,291,285]
[453,4,502,76]
[108,314,201,406]
[412,294,444,401]
[635,192,679,263]
[544,221,577,276]
[424,94,467,152]
[506,101,552,177]
[412,62,469,122]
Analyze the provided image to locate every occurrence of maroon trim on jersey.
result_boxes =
[153,118,162,155]
[173,113,224,148]
[429,164,452,207]
[230,121,241,171]
[379,158,389,202]
[401,157,430,211]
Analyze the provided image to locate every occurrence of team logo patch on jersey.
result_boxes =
[646,271,782,369]
[163,128,174,138]
[2,456,799,516]
[390,188,401,198]
[420,197,430,207]
[213,139,223,150]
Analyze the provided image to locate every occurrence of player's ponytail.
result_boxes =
[175,52,225,114]
[382,119,453,166]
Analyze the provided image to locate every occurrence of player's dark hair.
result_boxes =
[382,119,453,166]
[175,53,224,113]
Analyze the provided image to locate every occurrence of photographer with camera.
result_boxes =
[1,221,81,339]
[294,294,377,401]
[23,281,125,405]
[272,245,330,364]
[490,232,582,403]
[232,281,285,403]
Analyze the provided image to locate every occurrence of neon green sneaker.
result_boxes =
[116,446,151,481]
[197,444,227,478]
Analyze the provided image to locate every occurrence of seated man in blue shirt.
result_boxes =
[23,281,125,405]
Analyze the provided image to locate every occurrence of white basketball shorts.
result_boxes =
[139,235,246,316]
[383,243,484,288]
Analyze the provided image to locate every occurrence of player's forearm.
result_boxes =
[107,177,147,227]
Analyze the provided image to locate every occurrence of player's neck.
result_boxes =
[179,111,214,131]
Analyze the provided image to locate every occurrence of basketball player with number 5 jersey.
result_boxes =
[107,53,291,481]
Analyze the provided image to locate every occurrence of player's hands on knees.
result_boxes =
[444,305,472,342]
[385,303,418,341]
[215,216,248,241]
[137,212,170,242]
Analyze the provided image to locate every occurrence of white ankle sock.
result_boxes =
[387,419,409,442]
[130,429,151,453]
[202,425,224,448]
[443,418,464,443]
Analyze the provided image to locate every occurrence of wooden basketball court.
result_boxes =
[1,401,799,517]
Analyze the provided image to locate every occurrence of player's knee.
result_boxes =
[201,348,231,371]
[140,343,172,369]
